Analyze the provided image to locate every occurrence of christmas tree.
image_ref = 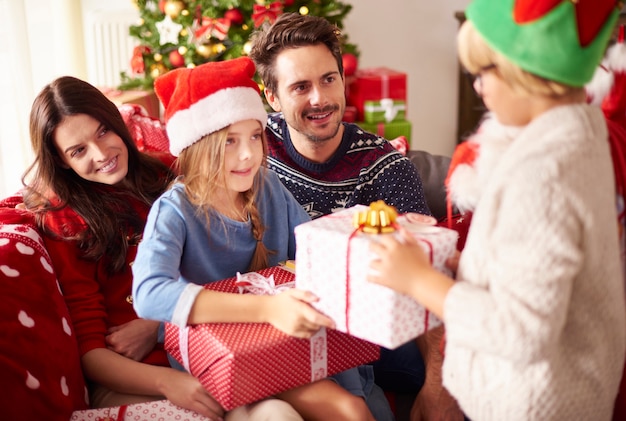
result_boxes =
[120,0,359,90]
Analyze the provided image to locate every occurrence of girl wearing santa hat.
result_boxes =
[369,1,626,420]
[131,57,375,421]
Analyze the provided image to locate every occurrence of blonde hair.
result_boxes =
[457,20,582,98]
[176,125,273,272]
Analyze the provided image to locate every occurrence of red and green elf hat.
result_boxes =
[466,0,622,87]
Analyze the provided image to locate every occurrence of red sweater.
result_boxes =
[43,196,168,367]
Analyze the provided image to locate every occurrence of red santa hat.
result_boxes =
[154,57,267,156]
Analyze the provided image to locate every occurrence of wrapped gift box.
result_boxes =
[294,205,458,349]
[101,88,161,119]
[343,105,357,122]
[347,67,407,121]
[165,267,380,411]
[358,119,412,144]
[71,399,209,420]
[363,99,406,124]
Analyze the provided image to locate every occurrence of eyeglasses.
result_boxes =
[464,64,497,93]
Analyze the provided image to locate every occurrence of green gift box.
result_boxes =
[363,99,406,123]
[358,119,412,144]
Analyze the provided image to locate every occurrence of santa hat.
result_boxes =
[154,57,267,157]
[466,0,620,87]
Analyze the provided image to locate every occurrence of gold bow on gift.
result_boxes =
[353,200,398,234]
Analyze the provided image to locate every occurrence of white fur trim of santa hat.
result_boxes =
[154,57,267,157]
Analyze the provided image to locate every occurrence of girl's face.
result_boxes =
[53,113,129,185]
[221,119,264,198]
[475,67,533,127]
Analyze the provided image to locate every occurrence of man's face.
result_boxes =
[265,44,346,146]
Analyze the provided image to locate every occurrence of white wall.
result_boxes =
[344,0,471,157]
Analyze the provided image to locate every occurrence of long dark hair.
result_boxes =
[22,76,176,273]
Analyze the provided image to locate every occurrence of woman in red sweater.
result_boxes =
[20,76,305,420]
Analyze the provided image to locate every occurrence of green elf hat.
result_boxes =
[466,0,622,87]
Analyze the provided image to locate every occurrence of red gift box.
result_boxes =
[347,67,407,122]
[165,267,380,411]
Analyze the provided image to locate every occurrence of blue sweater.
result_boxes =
[132,169,310,326]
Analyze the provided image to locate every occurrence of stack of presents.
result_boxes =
[344,67,412,147]
[73,203,456,418]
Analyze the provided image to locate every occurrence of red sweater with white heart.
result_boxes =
[42,197,168,367]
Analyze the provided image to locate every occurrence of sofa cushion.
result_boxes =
[407,150,450,220]
[0,205,88,420]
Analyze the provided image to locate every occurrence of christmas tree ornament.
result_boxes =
[196,44,213,58]
[252,2,283,27]
[225,8,244,25]
[243,41,252,55]
[299,6,310,15]
[164,0,186,19]
[466,0,620,86]
[130,46,150,74]
[150,63,168,79]
[156,15,183,46]
[212,42,227,55]
[342,53,358,77]
[169,50,185,68]
[154,53,163,62]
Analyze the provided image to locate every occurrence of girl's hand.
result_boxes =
[267,289,336,338]
[368,228,434,296]
[160,370,225,421]
[106,319,159,361]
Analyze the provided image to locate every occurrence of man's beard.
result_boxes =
[300,104,342,144]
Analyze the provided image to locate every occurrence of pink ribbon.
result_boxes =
[234,271,295,295]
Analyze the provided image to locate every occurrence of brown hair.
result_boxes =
[249,12,344,94]
[457,20,581,98]
[22,76,176,273]
[176,125,273,272]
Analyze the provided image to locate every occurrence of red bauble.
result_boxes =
[283,0,295,6]
[169,50,185,68]
[224,8,244,25]
[158,0,167,13]
[342,53,358,77]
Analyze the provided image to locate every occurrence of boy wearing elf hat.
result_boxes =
[132,56,377,421]
[368,1,626,420]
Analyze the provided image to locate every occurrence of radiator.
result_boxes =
[84,9,138,88]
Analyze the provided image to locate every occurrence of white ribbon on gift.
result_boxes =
[178,271,328,381]
[234,271,295,295]
[363,98,406,123]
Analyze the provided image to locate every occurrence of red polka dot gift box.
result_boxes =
[294,204,459,349]
[164,266,380,411]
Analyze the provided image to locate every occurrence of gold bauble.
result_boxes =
[164,0,185,19]
[178,46,188,55]
[196,44,213,58]
[153,53,163,62]
[243,41,252,55]
[150,63,168,78]
[299,6,309,15]
[212,43,226,55]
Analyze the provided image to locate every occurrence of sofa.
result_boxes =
[0,104,451,420]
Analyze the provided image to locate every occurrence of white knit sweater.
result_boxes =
[443,104,626,421]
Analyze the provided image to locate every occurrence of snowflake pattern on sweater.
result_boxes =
[265,113,431,219]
